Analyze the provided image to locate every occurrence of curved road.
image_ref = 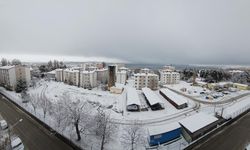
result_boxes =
[0,95,74,150]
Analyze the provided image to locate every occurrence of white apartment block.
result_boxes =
[160,70,180,85]
[116,71,127,85]
[55,69,64,82]
[96,68,108,84]
[134,73,159,90]
[0,66,31,90]
[55,68,97,88]
[80,71,97,89]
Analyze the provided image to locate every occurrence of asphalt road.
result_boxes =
[0,95,74,150]
[194,112,250,150]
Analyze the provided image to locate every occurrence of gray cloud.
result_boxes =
[0,0,250,64]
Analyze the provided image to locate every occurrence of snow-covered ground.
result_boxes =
[165,81,249,102]
[1,79,250,150]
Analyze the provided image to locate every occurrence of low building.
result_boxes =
[147,122,181,146]
[142,88,164,110]
[46,70,56,80]
[126,87,141,111]
[159,88,188,109]
[0,65,31,90]
[233,83,249,90]
[110,86,123,94]
[179,113,219,143]
[134,73,159,90]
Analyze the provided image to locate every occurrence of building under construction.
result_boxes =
[108,65,116,88]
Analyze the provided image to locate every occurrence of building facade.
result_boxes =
[80,71,97,89]
[108,65,116,88]
[96,69,108,84]
[116,71,127,85]
[160,71,180,85]
[0,66,31,90]
[134,73,159,90]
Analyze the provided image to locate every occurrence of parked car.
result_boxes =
[11,136,24,150]
[0,120,8,130]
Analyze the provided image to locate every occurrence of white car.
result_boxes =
[11,136,24,150]
[0,120,8,130]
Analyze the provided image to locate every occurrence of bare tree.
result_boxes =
[62,94,92,141]
[52,101,67,131]
[120,121,146,150]
[29,93,39,115]
[38,85,51,119]
[94,107,117,150]
[39,94,51,119]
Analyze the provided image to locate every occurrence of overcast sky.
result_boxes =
[0,0,250,64]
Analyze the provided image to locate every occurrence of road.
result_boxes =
[0,95,74,150]
[194,112,250,150]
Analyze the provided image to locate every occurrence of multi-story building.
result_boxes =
[80,71,97,89]
[134,72,159,90]
[55,68,98,89]
[63,69,79,86]
[159,68,180,85]
[116,71,127,85]
[0,65,31,90]
[96,68,108,84]
[55,69,64,81]
[108,65,116,88]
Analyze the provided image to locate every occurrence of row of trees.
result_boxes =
[39,60,66,73]
[1,58,22,66]
[24,90,146,150]
[199,69,231,83]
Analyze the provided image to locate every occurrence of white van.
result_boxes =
[0,120,8,130]
[11,136,24,150]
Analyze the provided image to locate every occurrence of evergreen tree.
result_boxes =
[15,79,27,93]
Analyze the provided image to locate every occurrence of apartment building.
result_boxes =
[134,72,159,90]
[55,68,97,89]
[0,66,31,90]
[96,68,108,84]
[63,69,79,86]
[80,71,97,89]
[55,69,64,81]
[160,71,180,85]
[116,71,127,85]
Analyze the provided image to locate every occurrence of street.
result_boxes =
[194,112,250,150]
[0,95,74,150]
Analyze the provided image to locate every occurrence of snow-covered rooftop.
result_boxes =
[222,97,250,119]
[179,112,218,133]
[233,83,248,87]
[126,87,141,106]
[134,73,158,77]
[148,122,180,136]
[142,88,163,106]
[0,65,15,69]
[160,88,188,106]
